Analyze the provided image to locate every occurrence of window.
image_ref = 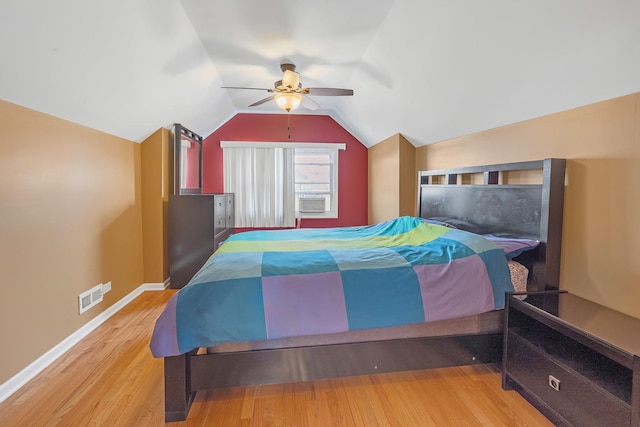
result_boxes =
[221,141,344,225]
[294,148,338,218]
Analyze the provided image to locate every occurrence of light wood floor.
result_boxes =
[0,290,552,426]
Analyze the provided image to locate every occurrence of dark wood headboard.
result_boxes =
[417,159,566,292]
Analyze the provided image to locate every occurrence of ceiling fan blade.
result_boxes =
[248,95,275,107]
[301,95,320,111]
[222,86,271,91]
[305,88,354,96]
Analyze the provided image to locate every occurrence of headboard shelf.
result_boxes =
[417,158,566,292]
[419,159,556,187]
[419,159,547,182]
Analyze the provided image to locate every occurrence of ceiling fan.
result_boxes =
[222,61,354,112]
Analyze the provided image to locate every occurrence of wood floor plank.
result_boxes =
[0,290,552,426]
[338,375,387,427]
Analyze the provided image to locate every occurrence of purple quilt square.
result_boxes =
[414,255,495,322]
[262,271,348,339]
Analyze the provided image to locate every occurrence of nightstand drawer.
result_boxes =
[506,331,630,426]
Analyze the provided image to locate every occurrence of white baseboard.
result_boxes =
[0,280,170,404]
[143,278,170,291]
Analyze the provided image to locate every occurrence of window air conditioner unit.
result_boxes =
[299,197,325,213]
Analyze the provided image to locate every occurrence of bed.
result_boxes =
[151,158,566,422]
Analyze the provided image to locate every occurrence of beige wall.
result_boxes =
[368,134,416,223]
[369,135,400,223]
[416,93,640,319]
[141,128,170,283]
[398,134,417,217]
[0,100,145,383]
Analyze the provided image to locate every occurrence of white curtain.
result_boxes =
[223,146,295,227]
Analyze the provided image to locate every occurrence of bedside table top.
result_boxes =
[512,292,640,357]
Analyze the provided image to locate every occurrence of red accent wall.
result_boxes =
[202,113,368,228]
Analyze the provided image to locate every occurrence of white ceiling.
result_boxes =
[2,0,639,147]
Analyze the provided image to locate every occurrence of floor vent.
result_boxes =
[79,284,103,314]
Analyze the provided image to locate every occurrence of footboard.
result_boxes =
[163,333,502,422]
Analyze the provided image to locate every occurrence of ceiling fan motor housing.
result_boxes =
[280,62,296,73]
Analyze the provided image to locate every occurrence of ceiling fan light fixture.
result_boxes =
[274,92,302,112]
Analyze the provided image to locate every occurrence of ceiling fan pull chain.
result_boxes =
[287,114,291,140]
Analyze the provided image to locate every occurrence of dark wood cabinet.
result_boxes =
[503,291,640,426]
[169,194,234,289]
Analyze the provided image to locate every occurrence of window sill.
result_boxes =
[298,211,338,220]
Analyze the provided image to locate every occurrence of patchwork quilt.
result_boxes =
[150,216,513,357]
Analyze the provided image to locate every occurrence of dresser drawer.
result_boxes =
[506,331,630,426]
[213,196,226,236]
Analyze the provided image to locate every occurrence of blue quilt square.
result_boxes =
[262,250,338,276]
[445,229,499,254]
[176,277,267,352]
[341,267,424,330]
[329,247,410,271]
[190,251,263,284]
[393,238,476,266]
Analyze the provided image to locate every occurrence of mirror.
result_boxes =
[173,124,202,195]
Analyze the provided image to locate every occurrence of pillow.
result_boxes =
[508,260,529,299]
[424,217,485,234]
[483,234,540,259]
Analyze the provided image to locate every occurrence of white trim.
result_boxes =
[221,141,346,151]
[143,278,170,291]
[0,280,170,404]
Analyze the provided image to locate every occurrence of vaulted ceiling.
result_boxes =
[2,0,639,147]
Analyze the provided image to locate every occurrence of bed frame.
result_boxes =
[163,158,566,422]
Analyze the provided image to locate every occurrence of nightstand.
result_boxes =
[502,291,640,426]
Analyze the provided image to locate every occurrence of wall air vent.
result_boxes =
[79,284,103,314]
[299,197,326,213]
